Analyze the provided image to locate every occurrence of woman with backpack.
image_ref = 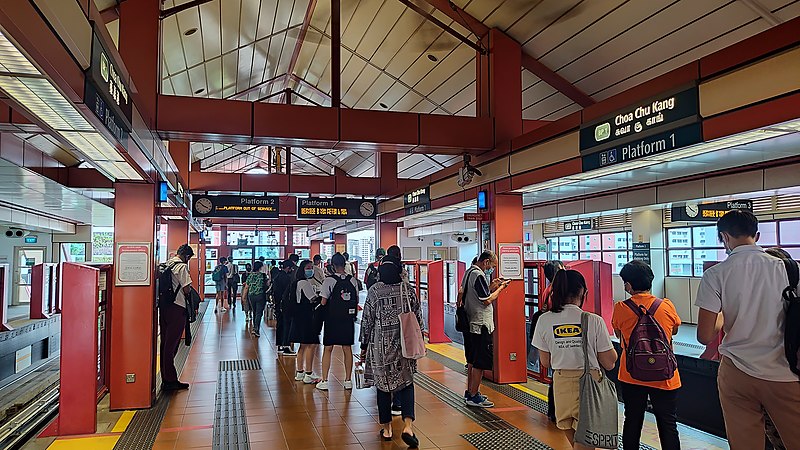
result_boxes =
[316,253,360,391]
[612,261,681,450]
[532,269,617,450]
[212,257,229,313]
[288,260,324,384]
[359,253,421,448]
[244,261,269,337]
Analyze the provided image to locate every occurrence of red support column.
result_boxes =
[334,234,347,254]
[286,227,295,256]
[167,220,189,258]
[482,189,526,384]
[377,221,399,249]
[118,0,159,128]
[378,152,398,194]
[169,141,190,186]
[218,226,230,263]
[331,0,341,108]
[311,240,323,258]
[190,232,204,298]
[477,29,522,145]
[110,182,157,409]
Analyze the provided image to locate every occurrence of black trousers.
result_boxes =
[251,293,267,334]
[378,384,415,424]
[159,302,187,384]
[227,279,238,305]
[275,308,292,347]
[620,382,681,450]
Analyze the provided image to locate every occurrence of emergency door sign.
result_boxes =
[115,243,151,286]
[498,244,523,280]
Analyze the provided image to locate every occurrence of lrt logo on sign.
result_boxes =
[595,122,611,142]
[553,324,582,338]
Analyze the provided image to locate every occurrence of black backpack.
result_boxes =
[781,257,800,377]
[331,274,359,321]
[365,263,379,289]
[157,262,180,308]
[456,267,478,333]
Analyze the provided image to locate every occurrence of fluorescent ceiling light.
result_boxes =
[0,30,141,181]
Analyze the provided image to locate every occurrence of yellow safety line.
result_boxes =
[111,410,136,433]
[47,435,120,450]
[426,342,549,402]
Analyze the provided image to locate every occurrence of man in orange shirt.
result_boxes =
[612,261,681,450]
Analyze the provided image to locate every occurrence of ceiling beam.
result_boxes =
[414,0,594,107]
[396,0,484,54]
[99,5,119,23]
[281,0,318,102]
[159,0,214,20]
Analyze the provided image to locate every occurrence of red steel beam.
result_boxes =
[420,0,488,38]
[281,0,318,102]
[521,53,594,107]
[331,0,341,108]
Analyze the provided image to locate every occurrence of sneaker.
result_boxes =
[343,380,353,390]
[162,381,189,391]
[221,307,227,312]
[294,371,305,381]
[282,347,297,356]
[315,380,329,391]
[253,330,260,337]
[304,373,322,384]
[465,394,494,408]
[391,406,402,416]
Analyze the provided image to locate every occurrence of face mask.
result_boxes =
[486,268,495,276]
[305,269,314,278]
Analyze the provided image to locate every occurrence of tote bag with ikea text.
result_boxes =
[575,312,619,449]
[399,282,426,359]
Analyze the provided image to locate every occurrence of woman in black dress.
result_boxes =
[288,260,323,384]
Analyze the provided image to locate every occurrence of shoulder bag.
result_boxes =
[575,312,619,449]
[399,281,426,359]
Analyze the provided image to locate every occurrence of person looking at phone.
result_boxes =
[462,250,511,408]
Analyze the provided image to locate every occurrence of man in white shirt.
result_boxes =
[160,244,194,391]
[695,210,800,450]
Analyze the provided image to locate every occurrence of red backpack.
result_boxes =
[622,298,678,382]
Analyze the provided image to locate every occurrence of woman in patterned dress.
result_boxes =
[359,254,421,448]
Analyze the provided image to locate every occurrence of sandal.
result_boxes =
[401,432,419,448]
[379,429,392,441]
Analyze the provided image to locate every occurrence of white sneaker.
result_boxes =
[294,372,305,381]
[315,380,329,391]
[343,380,353,390]
[304,373,321,384]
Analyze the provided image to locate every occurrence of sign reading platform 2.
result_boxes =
[297,197,376,220]
[192,195,279,218]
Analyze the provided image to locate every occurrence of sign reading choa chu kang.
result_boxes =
[404,186,430,215]
[84,30,132,148]
[192,195,279,218]
[297,197,376,220]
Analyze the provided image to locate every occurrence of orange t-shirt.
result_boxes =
[612,294,682,390]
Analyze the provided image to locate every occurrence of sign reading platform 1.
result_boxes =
[192,195,279,218]
[404,186,430,215]
[85,31,132,149]
[297,197,376,220]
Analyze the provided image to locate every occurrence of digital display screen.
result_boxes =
[159,181,168,202]
[477,190,487,210]
[433,240,443,247]
[297,197,376,220]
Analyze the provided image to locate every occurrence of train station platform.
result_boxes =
[24,300,727,450]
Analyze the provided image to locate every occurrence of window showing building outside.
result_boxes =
[92,226,114,263]
[548,231,632,273]
[666,220,800,276]
[346,229,375,278]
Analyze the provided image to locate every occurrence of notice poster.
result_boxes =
[115,243,151,286]
[498,244,523,280]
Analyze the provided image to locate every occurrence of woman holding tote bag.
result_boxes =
[359,254,422,449]
[532,269,619,449]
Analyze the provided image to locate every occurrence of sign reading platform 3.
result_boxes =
[192,195,279,218]
[298,197,376,220]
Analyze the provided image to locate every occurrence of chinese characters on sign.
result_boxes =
[404,186,431,215]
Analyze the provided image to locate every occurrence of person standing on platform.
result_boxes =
[244,261,268,337]
[317,253,360,391]
[224,256,234,306]
[364,248,386,290]
[612,261,682,450]
[273,259,297,355]
[462,251,510,408]
[241,263,252,321]
[695,210,800,450]
[359,253,421,448]
[312,254,326,284]
[343,251,356,276]
[227,260,239,310]
[385,245,406,416]
[532,260,564,423]
[212,257,229,313]
[159,244,194,391]
[532,269,617,450]
[289,260,323,384]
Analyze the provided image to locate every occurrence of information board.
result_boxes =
[671,200,753,222]
[631,242,652,265]
[404,186,431,215]
[498,244,523,280]
[297,197,376,220]
[193,195,279,218]
[115,243,151,286]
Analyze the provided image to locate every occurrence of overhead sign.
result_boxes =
[84,31,132,148]
[581,123,703,172]
[671,200,753,222]
[115,243,151,286]
[157,206,189,218]
[563,219,594,232]
[632,242,651,265]
[24,236,38,244]
[404,187,430,215]
[463,212,490,221]
[297,197,376,220]
[498,244,523,280]
[580,87,699,152]
[192,195,279,218]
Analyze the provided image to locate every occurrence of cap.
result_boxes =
[375,247,386,259]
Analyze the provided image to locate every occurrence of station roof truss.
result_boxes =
[94,0,800,180]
